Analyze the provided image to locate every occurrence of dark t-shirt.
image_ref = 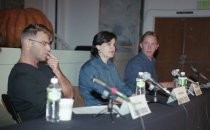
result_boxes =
[7,63,54,121]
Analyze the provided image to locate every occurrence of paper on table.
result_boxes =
[72,105,120,114]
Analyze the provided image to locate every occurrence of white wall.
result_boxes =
[143,0,210,33]
[59,0,99,49]
[25,0,99,50]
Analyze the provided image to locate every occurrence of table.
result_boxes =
[1,89,210,130]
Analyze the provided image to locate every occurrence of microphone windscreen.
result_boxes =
[142,72,151,81]
[190,65,198,73]
[148,84,155,91]
[171,69,180,77]
[101,90,110,99]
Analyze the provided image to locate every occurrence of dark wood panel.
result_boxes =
[154,17,210,83]
[185,18,210,83]
[155,18,184,81]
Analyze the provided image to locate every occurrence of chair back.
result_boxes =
[1,94,22,124]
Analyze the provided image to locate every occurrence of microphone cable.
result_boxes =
[168,98,189,130]
[180,103,189,130]
[130,102,146,130]
[139,115,146,130]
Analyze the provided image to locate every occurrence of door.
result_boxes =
[155,17,210,84]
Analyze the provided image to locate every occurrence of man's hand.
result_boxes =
[47,52,73,98]
[47,52,60,73]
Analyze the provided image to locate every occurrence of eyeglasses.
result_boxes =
[29,39,51,47]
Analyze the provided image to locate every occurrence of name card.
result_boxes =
[174,87,190,105]
[191,83,202,96]
[128,95,151,119]
[167,87,190,105]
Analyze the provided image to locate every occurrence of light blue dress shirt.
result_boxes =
[79,56,133,106]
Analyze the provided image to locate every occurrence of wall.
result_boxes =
[60,0,99,49]
[143,0,210,32]
[25,0,99,50]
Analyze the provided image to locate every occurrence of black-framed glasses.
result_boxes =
[29,39,50,47]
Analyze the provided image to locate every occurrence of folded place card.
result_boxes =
[191,83,202,96]
[118,95,151,119]
[167,87,190,105]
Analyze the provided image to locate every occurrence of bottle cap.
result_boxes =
[180,72,185,76]
[51,77,58,84]
[138,72,144,76]
[175,69,180,73]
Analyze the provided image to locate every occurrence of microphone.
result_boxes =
[177,54,209,81]
[92,76,130,102]
[199,73,210,82]
[171,69,180,78]
[190,65,210,82]
[186,78,198,84]
[142,72,171,95]
[190,65,198,74]
[101,90,111,99]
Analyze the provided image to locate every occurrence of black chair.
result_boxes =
[1,94,22,124]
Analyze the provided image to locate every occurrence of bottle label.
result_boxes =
[178,77,187,86]
[136,79,145,88]
[47,89,61,101]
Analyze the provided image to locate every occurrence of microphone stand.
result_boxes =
[145,80,171,105]
[148,87,169,105]
[153,88,158,103]
[94,91,124,122]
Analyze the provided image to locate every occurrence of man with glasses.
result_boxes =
[7,24,74,121]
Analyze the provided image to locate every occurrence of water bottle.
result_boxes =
[173,69,180,87]
[178,72,187,87]
[46,77,61,122]
[136,72,146,95]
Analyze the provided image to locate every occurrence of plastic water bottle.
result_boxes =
[46,77,61,122]
[136,72,146,95]
[172,69,180,87]
[178,72,187,87]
